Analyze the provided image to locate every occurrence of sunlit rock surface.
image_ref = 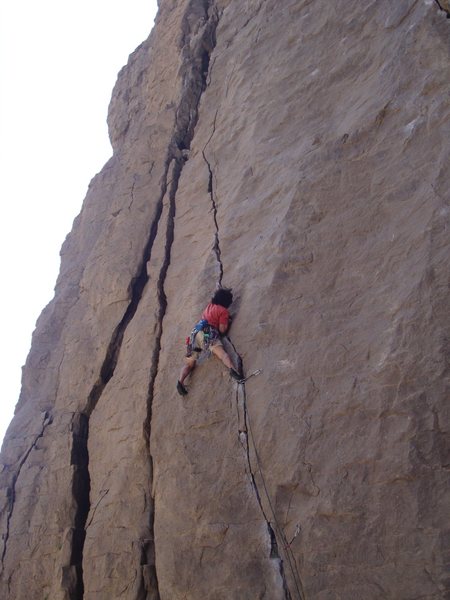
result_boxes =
[1,1,449,598]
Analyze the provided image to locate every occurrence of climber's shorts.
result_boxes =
[184,329,222,363]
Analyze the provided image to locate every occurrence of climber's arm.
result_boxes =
[217,306,232,335]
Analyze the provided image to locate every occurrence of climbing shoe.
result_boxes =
[177,381,188,396]
[229,368,243,382]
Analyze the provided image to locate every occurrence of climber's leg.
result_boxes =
[211,344,233,368]
[177,357,196,395]
[179,359,196,383]
[211,344,242,380]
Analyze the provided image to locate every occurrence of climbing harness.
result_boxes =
[185,318,219,357]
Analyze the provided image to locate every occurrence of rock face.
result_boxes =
[1,1,449,598]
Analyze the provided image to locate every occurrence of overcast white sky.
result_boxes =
[0,0,158,445]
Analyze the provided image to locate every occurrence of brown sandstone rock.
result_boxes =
[1,1,449,599]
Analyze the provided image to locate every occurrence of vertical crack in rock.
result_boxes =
[141,3,220,596]
[226,332,305,599]
[0,412,53,570]
[235,376,305,600]
[268,525,294,600]
[67,412,90,600]
[66,166,173,598]
[64,1,220,596]
[202,109,224,287]
[139,158,180,600]
[434,0,450,16]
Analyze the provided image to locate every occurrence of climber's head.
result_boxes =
[211,288,233,308]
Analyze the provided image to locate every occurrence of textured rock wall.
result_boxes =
[1,1,449,599]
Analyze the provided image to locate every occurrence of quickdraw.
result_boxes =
[237,369,262,384]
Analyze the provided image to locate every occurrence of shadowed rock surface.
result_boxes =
[1,1,449,598]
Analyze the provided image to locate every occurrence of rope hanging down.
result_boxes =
[237,372,306,600]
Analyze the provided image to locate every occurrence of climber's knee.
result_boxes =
[211,344,233,369]
[211,344,226,360]
[184,356,196,368]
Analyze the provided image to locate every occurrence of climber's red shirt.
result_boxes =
[202,303,229,330]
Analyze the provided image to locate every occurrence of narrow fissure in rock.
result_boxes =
[66,413,90,600]
[202,142,224,287]
[66,160,172,598]
[237,383,304,600]
[140,159,180,600]
[66,1,222,596]
[85,167,171,418]
[227,342,300,600]
[434,0,450,16]
[268,523,293,600]
[138,504,159,600]
[201,108,223,287]
[1,412,53,570]
[140,1,220,596]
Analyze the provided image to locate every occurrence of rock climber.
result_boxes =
[177,288,243,395]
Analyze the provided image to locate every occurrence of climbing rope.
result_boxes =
[223,334,305,598]
[238,375,306,600]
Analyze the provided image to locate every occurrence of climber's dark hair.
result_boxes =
[211,288,233,308]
